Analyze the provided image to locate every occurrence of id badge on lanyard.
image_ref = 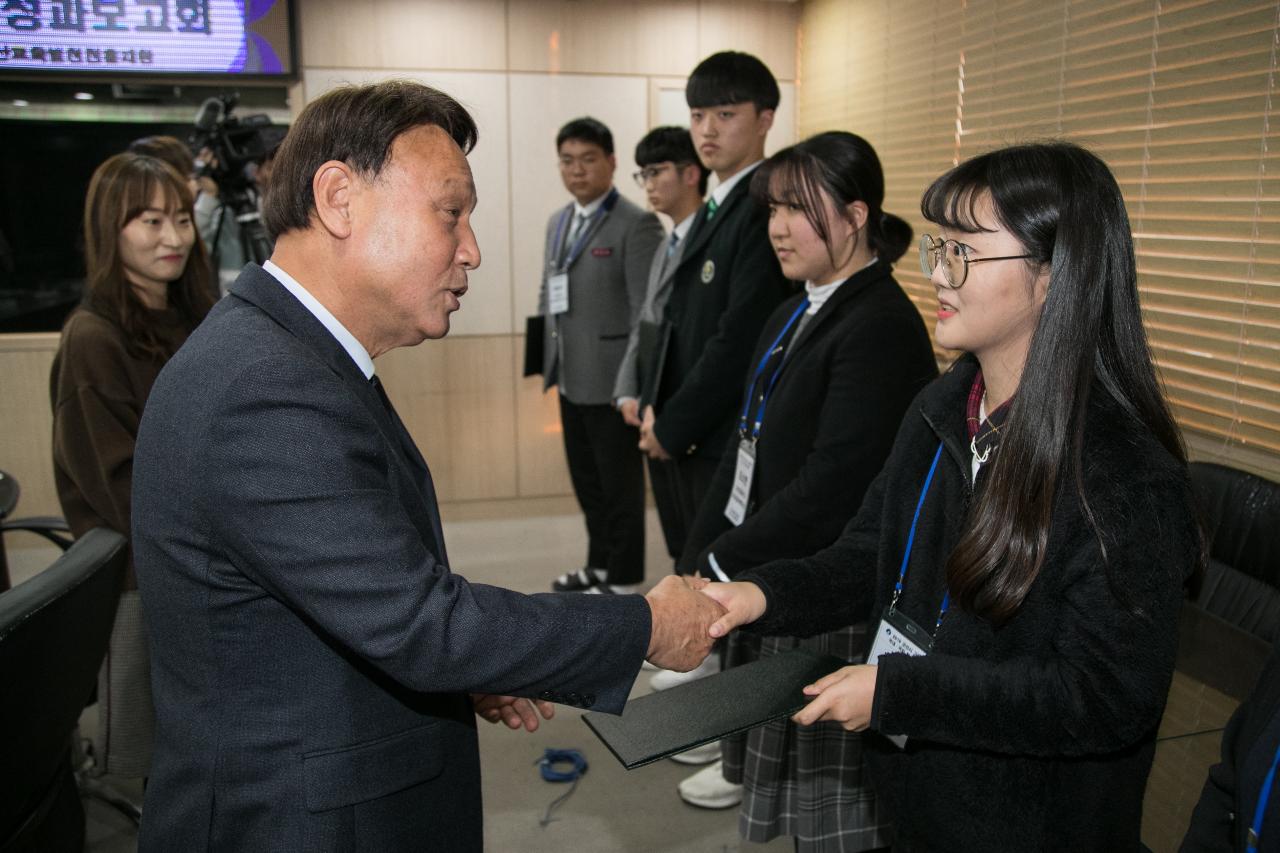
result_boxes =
[722,300,809,527]
[866,607,933,749]
[869,441,948,749]
[547,272,570,315]
[723,440,756,526]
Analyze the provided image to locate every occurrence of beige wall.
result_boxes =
[0,0,800,523]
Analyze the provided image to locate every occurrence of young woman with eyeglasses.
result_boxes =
[699,141,1201,850]
[50,152,214,779]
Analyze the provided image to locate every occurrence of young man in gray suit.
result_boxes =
[541,117,664,595]
[131,81,721,852]
[613,126,709,569]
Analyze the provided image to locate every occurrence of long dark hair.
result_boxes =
[82,152,214,362]
[751,131,912,267]
[922,141,1187,624]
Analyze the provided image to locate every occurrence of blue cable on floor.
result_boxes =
[536,748,588,827]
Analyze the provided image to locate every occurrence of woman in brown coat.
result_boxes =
[51,151,213,778]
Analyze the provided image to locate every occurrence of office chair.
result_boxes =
[0,468,74,592]
[1189,461,1280,644]
[0,527,126,853]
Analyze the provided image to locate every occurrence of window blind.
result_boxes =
[800,0,1280,480]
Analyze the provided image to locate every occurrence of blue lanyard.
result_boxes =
[888,442,950,634]
[551,188,618,271]
[737,299,809,441]
[1249,742,1280,853]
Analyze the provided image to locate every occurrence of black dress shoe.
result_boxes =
[552,568,601,592]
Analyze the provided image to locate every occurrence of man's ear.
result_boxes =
[312,160,355,239]
[756,108,776,136]
[680,164,702,191]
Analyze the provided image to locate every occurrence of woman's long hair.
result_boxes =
[922,141,1187,624]
[82,152,214,362]
[751,130,913,266]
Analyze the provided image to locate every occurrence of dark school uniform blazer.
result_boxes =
[538,191,663,405]
[741,356,1200,851]
[132,265,651,852]
[652,173,790,460]
[1182,640,1280,852]
[679,260,937,576]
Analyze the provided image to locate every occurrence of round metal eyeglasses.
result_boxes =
[919,234,1033,289]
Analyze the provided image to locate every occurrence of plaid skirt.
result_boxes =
[721,625,889,853]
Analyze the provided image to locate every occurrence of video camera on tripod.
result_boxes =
[187,93,287,267]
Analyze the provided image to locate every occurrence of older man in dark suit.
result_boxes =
[132,81,721,852]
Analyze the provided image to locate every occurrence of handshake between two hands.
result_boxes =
[641,575,764,671]
[469,577,763,733]
[474,577,876,733]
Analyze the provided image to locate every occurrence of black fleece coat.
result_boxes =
[679,260,937,577]
[741,355,1199,852]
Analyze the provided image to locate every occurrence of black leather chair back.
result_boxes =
[0,527,126,853]
[1189,462,1280,643]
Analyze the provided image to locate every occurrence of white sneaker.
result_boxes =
[584,583,641,595]
[677,760,742,809]
[670,741,720,766]
[649,654,720,691]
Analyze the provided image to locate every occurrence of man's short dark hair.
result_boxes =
[636,126,708,196]
[262,80,478,240]
[556,117,613,156]
[686,51,780,112]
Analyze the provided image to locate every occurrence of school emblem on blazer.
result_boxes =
[701,259,716,283]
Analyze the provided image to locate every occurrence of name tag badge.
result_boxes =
[547,272,570,315]
[723,439,755,526]
[866,607,933,749]
[591,247,613,257]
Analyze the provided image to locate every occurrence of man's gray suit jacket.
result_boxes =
[538,190,663,404]
[612,230,684,402]
[132,264,651,852]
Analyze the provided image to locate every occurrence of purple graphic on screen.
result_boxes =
[228,0,282,73]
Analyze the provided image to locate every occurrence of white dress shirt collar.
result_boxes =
[262,260,375,380]
[711,160,763,208]
[803,256,879,315]
[573,188,612,219]
[672,211,697,242]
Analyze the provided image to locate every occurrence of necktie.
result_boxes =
[560,212,587,266]
[666,231,679,258]
[369,374,446,559]
[705,196,720,221]
[370,375,419,466]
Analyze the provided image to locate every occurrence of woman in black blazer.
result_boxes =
[675,132,936,852]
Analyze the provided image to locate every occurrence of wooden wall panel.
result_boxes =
[0,334,60,519]
[298,0,509,71]
[507,0,702,77]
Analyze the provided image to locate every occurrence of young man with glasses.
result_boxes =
[612,125,709,575]
[540,117,664,595]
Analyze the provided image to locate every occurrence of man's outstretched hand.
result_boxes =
[644,574,726,671]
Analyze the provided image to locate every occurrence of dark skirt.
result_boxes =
[722,626,889,853]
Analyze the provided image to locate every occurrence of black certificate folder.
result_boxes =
[583,649,846,770]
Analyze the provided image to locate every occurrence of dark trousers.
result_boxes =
[647,456,685,563]
[671,454,720,574]
[558,396,646,585]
